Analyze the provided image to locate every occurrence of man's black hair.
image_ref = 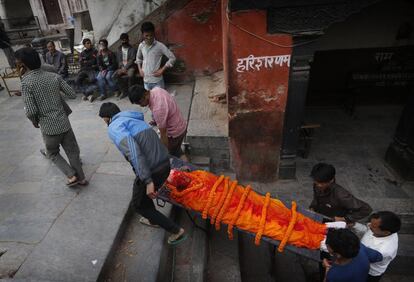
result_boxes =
[128,84,146,104]
[370,211,401,234]
[141,21,155,33]
[326,229,360,259]
[82,38,91,45]
[99,39,108,47]
[14,47,41,70]
[310,163,336,182]
[120,33,129,40]
[99,102,121,118]
[47,41,55,46]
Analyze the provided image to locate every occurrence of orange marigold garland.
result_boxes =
[167,181,203,197]
[254,192,271,246]
[210,177,229,224]
[227,185,251,240]
[277,201,298,252]
[215,180,238,230]
[202,175,224,219]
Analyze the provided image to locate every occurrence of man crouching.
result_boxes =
[99,102,186,245]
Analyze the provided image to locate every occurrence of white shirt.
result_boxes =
[353,223,399,276]
[121,46,128,66]
[135,40,176,83]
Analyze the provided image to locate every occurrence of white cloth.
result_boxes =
[122,46,128,66]
[325,221,347,229]
[353,223,399,276]
[320,221,346,251]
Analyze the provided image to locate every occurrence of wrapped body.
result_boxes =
[166,170,327,250]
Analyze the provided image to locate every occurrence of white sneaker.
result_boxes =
[139,217,159,228]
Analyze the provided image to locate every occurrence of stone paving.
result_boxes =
[0,47,194,281]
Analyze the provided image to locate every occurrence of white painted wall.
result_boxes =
[86,0,167,46]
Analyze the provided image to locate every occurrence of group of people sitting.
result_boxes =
[310,163,401,282]
[75,21,175,102]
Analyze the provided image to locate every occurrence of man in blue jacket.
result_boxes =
[99,102,186,244]
[323,229,383,282]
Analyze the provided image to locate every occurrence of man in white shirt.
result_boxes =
[136,21,176,91]
[352,211,401,281]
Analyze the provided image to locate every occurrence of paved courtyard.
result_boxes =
[0,48,194,280]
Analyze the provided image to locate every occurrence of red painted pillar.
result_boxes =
[222,3,292,182]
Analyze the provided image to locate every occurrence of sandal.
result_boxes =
[66,178,79,187]
[167,228,187,245]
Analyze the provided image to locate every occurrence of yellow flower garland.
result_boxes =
[277,201,297,252]
[210,177,229,224]
[202,175,224,219]
[227,186,251,240]
[215,180,238,230]
[254,192,271,245]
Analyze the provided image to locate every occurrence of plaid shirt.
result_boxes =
[21,69,76,135]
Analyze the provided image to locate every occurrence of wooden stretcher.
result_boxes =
[156,158,330,262]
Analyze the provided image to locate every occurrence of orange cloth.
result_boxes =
[166,170,327,250]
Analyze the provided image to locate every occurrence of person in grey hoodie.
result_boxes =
[99,102,186,245]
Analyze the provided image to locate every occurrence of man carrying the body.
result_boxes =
[99,102,186,245]
[352,211,401,282]
[128,85,188,161]
[136,21,176,90]
[15,47,87,187]
[310,163,372,223]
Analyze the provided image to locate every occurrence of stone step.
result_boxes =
[98,203,173,281]
[207,224,242,282]
[190,156,211,167]
[238,232,275,282]
[157,210,208,282]
[387,234,414,275]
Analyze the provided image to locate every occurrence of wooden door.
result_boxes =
[41,0,63,25]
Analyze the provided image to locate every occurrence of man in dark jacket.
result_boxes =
[309,163,372,223]
[45,41,68,78]
[113,33,139,99]
[99,102,187,245]
[96,39,117,101]
[76,38,98,102]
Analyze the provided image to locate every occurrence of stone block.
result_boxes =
[208,137,229,149]
[210,148,230,160]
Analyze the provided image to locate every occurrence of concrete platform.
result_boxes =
[187,72,230,170]
[0,64,194,281]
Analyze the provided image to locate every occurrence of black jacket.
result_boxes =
[117,44,137,70]
[309,183,372,222]
[80,48,98,71]
[97,49,117,71]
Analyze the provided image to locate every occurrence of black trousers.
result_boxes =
[132,163,180,234]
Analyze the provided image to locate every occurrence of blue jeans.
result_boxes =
[97,70,117,96]
[144,78,165,90]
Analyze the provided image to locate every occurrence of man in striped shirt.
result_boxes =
[15,47,87,187]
